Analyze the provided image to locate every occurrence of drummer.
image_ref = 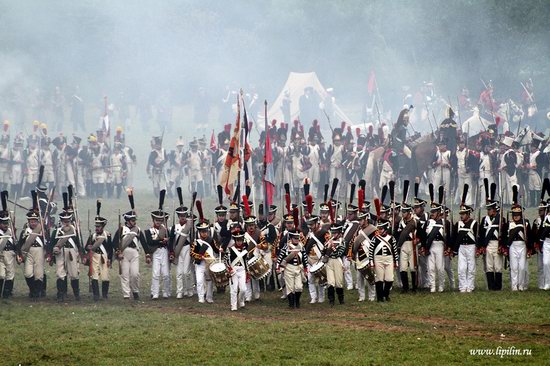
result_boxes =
[224,228,249,311]
[305,215,330,304]
[191,218,219,304]
[277,228,308,308]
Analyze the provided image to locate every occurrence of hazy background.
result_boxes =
[1,0,549,189]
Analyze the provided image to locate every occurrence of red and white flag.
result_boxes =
[220,97,241,195]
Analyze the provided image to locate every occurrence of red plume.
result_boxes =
[293,207,299,229]
[358,189,365,212]
[355,127,361,137]
[495,116,501,126]
[196,200,204,222]
[285,193,291,215]
[242,195,251,217]
[340,121,346,130]
[374,198,381,218]
[306,194,313,215]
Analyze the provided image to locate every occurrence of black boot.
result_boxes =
[92,280,100,301]
[495,272,503,291]
[25,277,34,298]
[400,272,409,293]
[41,274,47,297]
[384,281,393,301]
[327,286,335,306]
[133,292,140,300]
[33,280,43,301]
[295,292,301,308]
[56,279,65,302]
[336,287,344,304]
[486,272,495,291]
[375,281,384,302]
[288,293,295,308]
[102,281,109,299]
[71,279,81,301]
[5,280,13,298]
[0,279,4,298]
[411,272,418,293]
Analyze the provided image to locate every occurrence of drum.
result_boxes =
[309,261,327,286]
[209,262,229,287]
[247,255,271,280]
[356,259,375,285]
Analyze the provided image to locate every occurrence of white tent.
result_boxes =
[265,72,354,127]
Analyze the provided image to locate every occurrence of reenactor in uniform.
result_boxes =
[423,185,450,292]
[0,191,16,298]
[395,182,419,293]
[524,140,543,207]
[108,142,127,199]
[10,133,25,197]
[224,228,248,311]
[369,198,399,302]
[352,186,378,301]
[498,136,519,205]
[186,139,204,197]
[480,180,504,291]
[190,201,220,304]
[85,201,112,301]
[199,137,213,196]
[168,137,186,197]
[17,192,47,301]
[242,198,265,302]
[143,190,172,300]
[277,226,308,309]
[113,190,143,300]
[40,132,55,189]
[24,135,40,194]
[537,180,550,290]
[305,214,329,303]
[323,221,346,306]
[506,186,531,291]
[48,193,82,302]
[413,182,429,289]
[89,135,108,198]
[146,136,167,197]
[170,189,194,299]
[454,185,478,293]
[52,136,69,188]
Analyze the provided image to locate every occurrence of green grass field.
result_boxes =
[1,195,549,365]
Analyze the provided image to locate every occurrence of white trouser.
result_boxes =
[356,272,375,301]
[418,251,429,288]
[428,241,445,291]
[485,240,503,273]
[195,261,213,302]
[55,247,80,280]
[307,264,325,303]
[445,255,455,289]
[0,251,17,280]
[151,247,171,298]
[538,247,545,289]
[543,241,550,290]
[176,245,193,296]
[230,266,246,310]
[120,247,140,297]
[343,257,354,289]
[455,170,473,205]
[458,245,476,292]
[246,278,260,301]
[509,241,526,291]
[24,247,44,280]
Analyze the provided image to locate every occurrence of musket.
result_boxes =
[118,209,122,275]
[8,199,29,211]
[87,208,92,292]
[322,109,334,134]
[456,96,463,130]
[68,185,84,258]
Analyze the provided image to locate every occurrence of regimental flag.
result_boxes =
[220,97,241,195]
[210,129,217,152]
[263,120,275,206]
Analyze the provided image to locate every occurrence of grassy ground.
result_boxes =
[1,195,549,365]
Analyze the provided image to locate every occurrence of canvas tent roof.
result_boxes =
[265,72,354,127]
[461,109,492,136]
